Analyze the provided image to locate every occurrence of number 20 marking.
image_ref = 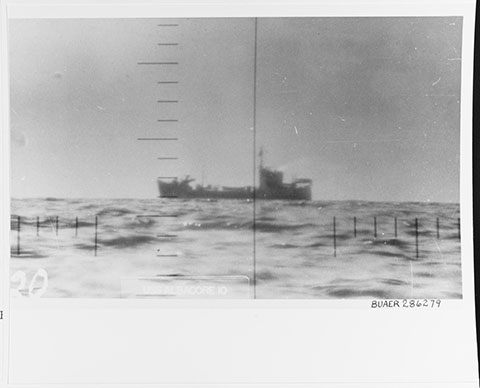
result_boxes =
[10,269,48,298]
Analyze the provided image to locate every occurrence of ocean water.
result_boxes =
[10,198,461,299]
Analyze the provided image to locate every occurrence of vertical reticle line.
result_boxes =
[252,18,258,299]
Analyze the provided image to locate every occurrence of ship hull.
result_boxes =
[158,181,311,200]
[256,187,311,201]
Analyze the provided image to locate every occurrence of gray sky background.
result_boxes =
[9,17,462,201]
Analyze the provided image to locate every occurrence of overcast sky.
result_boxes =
[9,17,462,201]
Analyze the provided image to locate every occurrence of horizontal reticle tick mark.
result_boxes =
[138,62,179,65]
[137,138,178,140]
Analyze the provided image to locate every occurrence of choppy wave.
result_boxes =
[10,198,462,299]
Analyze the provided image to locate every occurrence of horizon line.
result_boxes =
[9,196,460,205]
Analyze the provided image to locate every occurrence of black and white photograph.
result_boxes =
[9,17,463,299]
[2,2,479,386]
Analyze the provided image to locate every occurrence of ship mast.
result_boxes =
[259,146,264,169]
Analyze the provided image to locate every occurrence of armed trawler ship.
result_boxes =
[157,150,312,200]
